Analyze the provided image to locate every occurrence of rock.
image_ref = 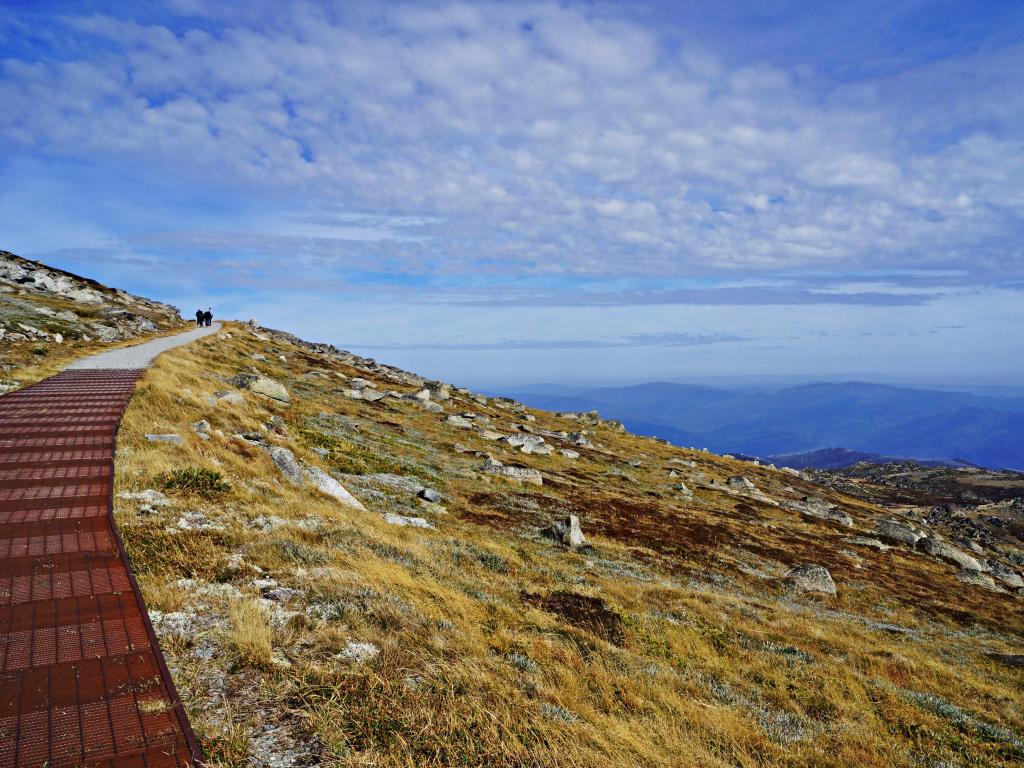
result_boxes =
[669,458,697,468]
[915,537,982,571]
[784,564,837,596]
[145,434,183,445]
[421,401,444,413]
[789,497,853,527]
[418,488,443,504]
[558,448,580,459]
[216,391,245,406]
[267,446,304,486]
[445,415,475,429]
[987,653,1024,668]
[567,432,592,447]
[191,420,211,439]
[481,457,543,486]
[845,536,890,551]
[231,372,290,404]
[956,569,998,590]
[305,466,366,510]
[341,389,363,400]
[174,510,223,532]
[425,381,451,401]
[480,430,504,441]
[349,378,376,390]
[727,476,757,492]
[252,353,266,361]
[249,376,290,404]
[671,482,693,496]
[987,561,1024,589]
[384,513,434,529]
[361,390,387,402]
[547,515,585,547]
[336,641,380,664]
[873,518,923,546]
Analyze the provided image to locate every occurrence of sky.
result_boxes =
[1,0,1022,389]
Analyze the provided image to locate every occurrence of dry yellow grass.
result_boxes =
[229,599,275,668]
[107,321,1024,768]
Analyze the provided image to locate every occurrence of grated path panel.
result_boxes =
[0,370,201,767]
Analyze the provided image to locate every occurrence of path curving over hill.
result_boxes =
[0,325,219,767]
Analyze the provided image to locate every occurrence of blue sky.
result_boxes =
[1,1,1022,388]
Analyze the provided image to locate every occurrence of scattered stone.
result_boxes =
[845,536,890,551]
[418,488,443,504]
[481,457,543,486]
[727,476,757,492]
[671,482,693,496]
[558,448,580,459]
[305,466,366,510]
[789,497,853,527]
[145,434,183,445]
[174,510,223,532]
[336,641,380,664]
[384,513,435,529]
[420,401,444,413]
[480,429,504,441]
[191,420,211,440]
[216,391,245,406]
[784,564,837,596]
[266,446,304,486]
[987,653,1024,668]
[546,515,586,547]
[445,414,475,429]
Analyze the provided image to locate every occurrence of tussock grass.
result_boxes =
[108,321,1024,768]
[229,599,274,668]
[159,467,232,498]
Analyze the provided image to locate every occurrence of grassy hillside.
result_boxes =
[110,321,1023,768]
[1,249,186,386]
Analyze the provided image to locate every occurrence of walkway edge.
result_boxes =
[109,389,204,766]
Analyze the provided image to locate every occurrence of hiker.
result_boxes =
[195,308,204,327]
[203,308,213,327]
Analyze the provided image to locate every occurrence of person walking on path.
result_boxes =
[204,308,213,327]
[195,308,204,327]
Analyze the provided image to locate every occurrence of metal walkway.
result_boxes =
[0,370,201,768]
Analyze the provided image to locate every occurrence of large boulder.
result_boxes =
[916,537,982,571]
[789,497,853,527]
[785,564,837,596]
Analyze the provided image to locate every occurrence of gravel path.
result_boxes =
[66,322,222,369]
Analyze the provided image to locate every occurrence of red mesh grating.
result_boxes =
[0,370,201,767]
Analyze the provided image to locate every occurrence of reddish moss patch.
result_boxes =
[522,590,626,646]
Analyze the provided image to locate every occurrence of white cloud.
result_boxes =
[0,0,1021,285]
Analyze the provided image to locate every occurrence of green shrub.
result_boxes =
[159,467,232,498]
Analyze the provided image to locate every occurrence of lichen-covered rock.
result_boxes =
[384,513,434,529]
[785,564,837,596]
[231,372,290,403]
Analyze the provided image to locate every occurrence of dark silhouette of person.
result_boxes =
[203,308,213,327]
[195,309,204,327]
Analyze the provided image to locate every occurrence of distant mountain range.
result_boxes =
[498,381,1024,470]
